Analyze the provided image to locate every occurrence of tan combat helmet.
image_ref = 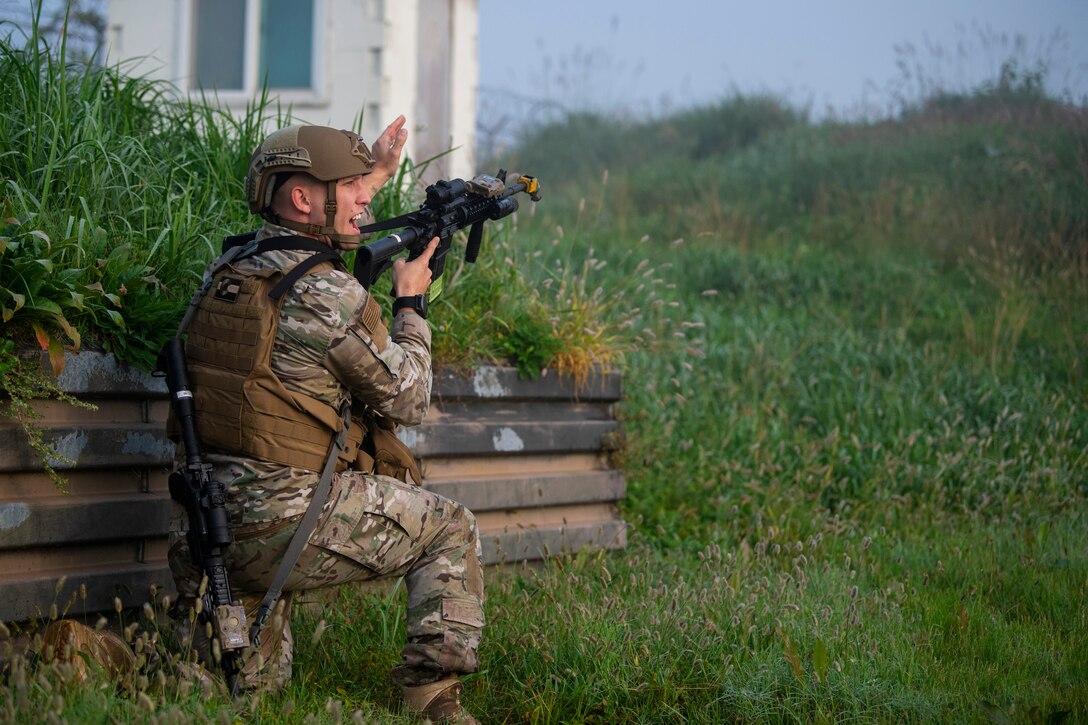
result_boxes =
[246,125,375,244]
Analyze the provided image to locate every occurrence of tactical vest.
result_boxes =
[185,252,365,472]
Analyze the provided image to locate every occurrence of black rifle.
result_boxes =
[157,338,249,694]
[354,170,540,293]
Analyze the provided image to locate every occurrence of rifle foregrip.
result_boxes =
[465,223,484,263]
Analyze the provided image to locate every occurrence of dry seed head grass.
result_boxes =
[0,583,252,721]
[538,245,683,383]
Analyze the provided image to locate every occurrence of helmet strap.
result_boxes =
[320,178,367,248]
[325,180,338,231]
[267,214,363,248]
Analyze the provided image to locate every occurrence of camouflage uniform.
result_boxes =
[169,223,485,689]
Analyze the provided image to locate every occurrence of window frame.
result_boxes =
[179,0,326,105]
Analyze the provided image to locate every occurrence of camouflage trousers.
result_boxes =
[169,472,485,688]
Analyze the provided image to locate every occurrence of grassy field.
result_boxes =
[3,22,1087,725]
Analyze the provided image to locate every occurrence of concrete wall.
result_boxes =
[0,353,625,623]
[105,0,477,179]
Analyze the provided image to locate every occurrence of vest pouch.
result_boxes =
[335,419,366,472]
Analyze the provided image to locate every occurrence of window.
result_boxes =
[192,0,245,90]
[190,0,319,95]
[259,0,314,89]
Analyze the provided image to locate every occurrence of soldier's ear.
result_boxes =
[290,184,312,214]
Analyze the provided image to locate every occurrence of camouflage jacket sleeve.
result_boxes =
[323,273,433,426]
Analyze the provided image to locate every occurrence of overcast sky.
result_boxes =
[477,0,1088,122]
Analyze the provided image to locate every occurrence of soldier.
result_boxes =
[168,117,484,724]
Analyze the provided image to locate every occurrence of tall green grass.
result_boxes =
[484,58,1085,721]
[2,20,636,391]
[0,23,266,370]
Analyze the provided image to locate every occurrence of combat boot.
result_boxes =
[403,676,480,724]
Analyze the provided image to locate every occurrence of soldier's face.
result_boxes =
[333,174,373,242]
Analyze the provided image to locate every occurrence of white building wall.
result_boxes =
[383,0,421,170]
[319,0,385,145]
[104,0,475,179]
[106,0,182,85]
[450,0,478,175]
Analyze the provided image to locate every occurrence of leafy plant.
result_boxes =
[0,339,96,493]
[1,215,86,374]
[493,312,564,379]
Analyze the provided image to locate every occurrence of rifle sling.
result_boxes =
[242,237,336,257]
[227,237,346,299]
[355,212,415,235]
[269,251,343,299]
[176,236,344,337]
[248,400,353,647]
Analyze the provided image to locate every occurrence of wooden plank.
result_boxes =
[432,366,621,402]
[2,523,629,618]
[32,356,620,403]
[0,424,175,472]
[424,399,615,424]
[28,355,620,403]
[0,496,173,549]
[476,503,618,532]
[420,453,605,481]
[424,470,625,511]
[0,468,169,502]
[398,420,619,458]
[0,538,168,577]
[4,420,617,469]
[1,565,172,623]
[481,520,628,565]
[147,400,172,425]
[1,399,150,426]
[33,351,167,397]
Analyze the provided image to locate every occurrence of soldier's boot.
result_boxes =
[403,676,480,724]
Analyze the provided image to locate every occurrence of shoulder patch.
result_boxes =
[359,294,389,352]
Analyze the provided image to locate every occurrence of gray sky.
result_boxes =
[477,0,1088,122]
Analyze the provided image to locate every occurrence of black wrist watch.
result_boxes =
[393,294,428,319]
